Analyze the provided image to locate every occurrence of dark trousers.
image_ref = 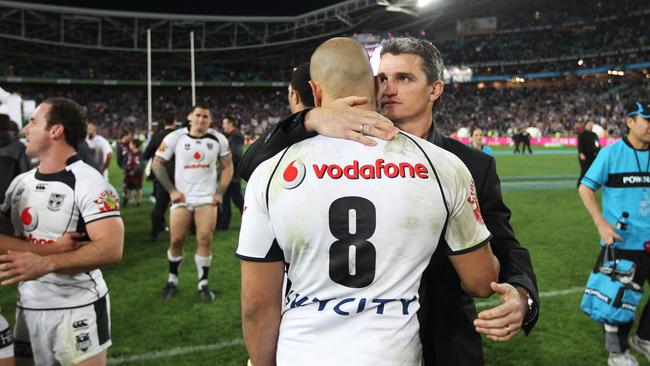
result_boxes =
[513,142,521,154]
[151,181,170,235]
[523,140,532,154]
[577,156,596,187]
[217,179,244,230]
[593,247,650,352]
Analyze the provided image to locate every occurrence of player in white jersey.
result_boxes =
[153,104,233,302]
[85,123,112,178]
[0,97,124,366]
[237,38,499,366]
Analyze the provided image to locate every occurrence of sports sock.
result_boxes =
[195,254,212,290]
[167,250,183,286]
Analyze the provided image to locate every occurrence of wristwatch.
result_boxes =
[522,290,537,326]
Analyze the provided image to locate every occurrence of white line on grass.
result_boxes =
[108,287,585,364]
[107,339,244,365]
[476,286,584,308]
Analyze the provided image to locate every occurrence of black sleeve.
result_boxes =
[142,133,161,161]
[577,133,586,154]
[240,109,316,182]
[479,156,540,334]
[229,134,244,166]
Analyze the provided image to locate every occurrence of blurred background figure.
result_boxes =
[216,116,244,231]
[86,121,113,177]
[577,121,600,187]
[0,113,31,204]
[469,127,494,156]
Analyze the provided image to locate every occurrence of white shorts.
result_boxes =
[14,295,111,366]
[0,313,13,360]
[171,195,214,211]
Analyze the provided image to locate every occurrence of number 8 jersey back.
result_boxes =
[237,132,490,366]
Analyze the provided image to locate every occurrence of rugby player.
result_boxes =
[0,97,124,366]
[153,104,233,302]
[237,37,499,365]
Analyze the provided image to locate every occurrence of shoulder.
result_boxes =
[68,160,108,183]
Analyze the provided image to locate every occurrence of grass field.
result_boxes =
[2,145,646,365]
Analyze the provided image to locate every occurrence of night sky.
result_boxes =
[18,0,344,16]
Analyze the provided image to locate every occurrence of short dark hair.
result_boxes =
[130,138,141,149]
[42,97,87,150]
[0,114,11,132]
[191,103,212,117]
[163,112,176,126]
[223,115,238,128]
[119,129,131,138]
[290,63,315,108]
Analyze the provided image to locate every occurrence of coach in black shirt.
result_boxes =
[240,37,539,366]
[577,121,600,186]
[142,113,177,242]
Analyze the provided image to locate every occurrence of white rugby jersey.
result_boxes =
[155,127,230,198]
[1,156,120,310]
[237,132,491,366]
[86,135,112,172]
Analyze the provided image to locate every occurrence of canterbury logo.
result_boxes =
[73,320,89,329]
[313,159,429,180]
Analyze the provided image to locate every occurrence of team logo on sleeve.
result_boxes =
[157,143,167,153]
[47,193,65,211]
[467,181,484,225]
[95,190,120,213]
[20,207,38,232]
[282,160,306,189]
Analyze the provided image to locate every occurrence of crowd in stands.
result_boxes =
[5,75,648,142]
[441,17,648,67]
[0,58,291,83]
[8,85,289,139]
[436,76,649,137]
[2,1,647,82]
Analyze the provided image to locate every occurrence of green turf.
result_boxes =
[1,146,646,366]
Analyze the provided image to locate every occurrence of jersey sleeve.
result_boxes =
[444,160,492,254]
[217,133,231,158]
[581,148,608,190]
[100,137,112,158]
[236,164,284,262]
[76,172,121,224]
[155,130,180,161]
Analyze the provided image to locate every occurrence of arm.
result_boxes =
[0,233,81,255]
[153,156,183,203]
[240,97,397,182]
[0,216,124,284]
[142,135,160,161]
[448,243,499,298]
[101,152,113,173]
[578,184,620,244]
[241,260,284,366]
[214,154,234,205]
[477,156,539,335]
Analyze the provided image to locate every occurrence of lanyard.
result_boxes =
[632,148,650,193]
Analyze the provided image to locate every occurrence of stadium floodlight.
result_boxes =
[578,59,584,66]
[417,0,435,7]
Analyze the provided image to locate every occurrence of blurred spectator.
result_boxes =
[0,114,31,204]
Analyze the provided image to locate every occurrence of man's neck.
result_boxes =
[38,145,76,174]
[395,113,433,139]
[189,127,207,137]
[627,134,649,150]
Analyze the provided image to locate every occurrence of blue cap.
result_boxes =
[625,101,650,119]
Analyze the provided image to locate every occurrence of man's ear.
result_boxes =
[291,89,301,106]
[429,80,444,103]
[49,124,65,140]
[309,80,323,107]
